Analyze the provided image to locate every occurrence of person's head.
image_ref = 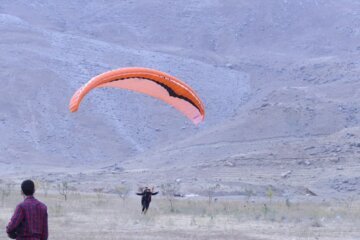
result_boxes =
[21,180,35,196]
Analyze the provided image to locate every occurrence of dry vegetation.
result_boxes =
[0,183,359,240]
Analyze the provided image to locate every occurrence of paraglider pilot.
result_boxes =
[136,187,158,214]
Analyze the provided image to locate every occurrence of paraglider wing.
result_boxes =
[69,67,205,124]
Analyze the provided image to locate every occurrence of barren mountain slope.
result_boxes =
[0,2,250,165]
[1,1,360,199]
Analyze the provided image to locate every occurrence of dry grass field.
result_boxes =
[0,188,359,240]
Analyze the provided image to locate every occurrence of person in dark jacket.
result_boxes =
[6,180,48,240]
[136,187,158,214]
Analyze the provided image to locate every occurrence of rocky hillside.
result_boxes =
[1,0,360,198]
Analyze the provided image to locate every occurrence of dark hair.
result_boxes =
[21,180,35,196]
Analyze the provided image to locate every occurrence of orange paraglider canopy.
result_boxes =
[69,67,205,124]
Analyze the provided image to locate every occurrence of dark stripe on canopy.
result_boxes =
[109,77,200,111]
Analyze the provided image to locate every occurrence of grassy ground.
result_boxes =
[0,190,359,240]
